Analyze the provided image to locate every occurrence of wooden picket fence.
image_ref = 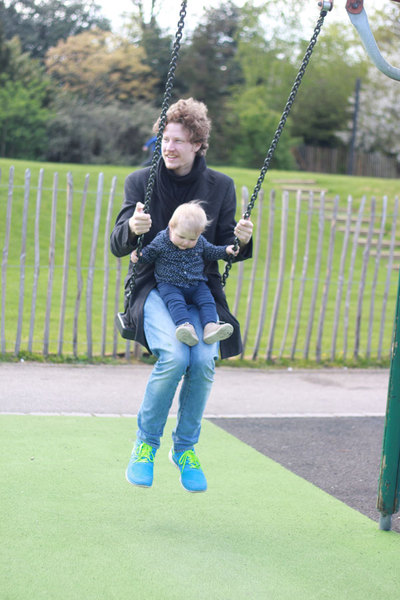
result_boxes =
[294,145,399,179]
[1,166,399,363]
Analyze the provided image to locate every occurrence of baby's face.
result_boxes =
[169,224,199,250]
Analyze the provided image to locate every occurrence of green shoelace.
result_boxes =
[134,443,155,463]
[178,450,201,470]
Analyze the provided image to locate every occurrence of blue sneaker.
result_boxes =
[169,448,207,493]
[126,442,157,488]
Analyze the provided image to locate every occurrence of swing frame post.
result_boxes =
[346,0,400,81]
[377,269,400,531]
[347,0,400,530]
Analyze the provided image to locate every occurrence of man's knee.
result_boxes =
[156,346,190,377]
[189,351,216,380]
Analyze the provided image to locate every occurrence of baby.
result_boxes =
[131,201,238,346]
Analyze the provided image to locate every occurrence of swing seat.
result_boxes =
[115,312,136,340]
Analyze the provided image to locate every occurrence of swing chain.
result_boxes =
[126,1,187,300]
[221,10,328,287]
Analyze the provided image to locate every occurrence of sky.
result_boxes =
[98,0,388,33]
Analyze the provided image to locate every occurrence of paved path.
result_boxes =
[0,362,389,417]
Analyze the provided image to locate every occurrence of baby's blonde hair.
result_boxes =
[169,201,211,237]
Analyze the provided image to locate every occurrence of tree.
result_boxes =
[352,5,400,159]
[221,1,301,168]
[226,88,295,169]
[0,0,110,60]
[45,95,159,164]
[233,1,301,113]
[290,23,367,148]
[122,0,174,105]
[175,2,244,163]
[0,37,52,157]
[0,77,49,156]
[45,29,157,105]
[0,18,10,70]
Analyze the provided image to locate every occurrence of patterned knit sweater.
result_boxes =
[139,227,229,288]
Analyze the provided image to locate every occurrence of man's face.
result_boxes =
[162,122,201,176]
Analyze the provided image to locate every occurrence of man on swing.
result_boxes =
[110,98,253,492]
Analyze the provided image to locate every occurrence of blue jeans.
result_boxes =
[137,289,218,452]
[157,280,218,327]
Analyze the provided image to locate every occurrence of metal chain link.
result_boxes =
[221,10,328,287]
[126,1,187,299]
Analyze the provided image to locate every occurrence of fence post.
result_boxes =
[15,169,30,356]
[266,190,288,361]
[240,188,263,359]
[28,169,43,353]
[233,187,248,318]
[43,173,58,357]
[73,174,89,358]
[58,172,73,356]
[1,167,13,354]
[86,172,103,359]
[252,190,275,361]
[377,270,400,530]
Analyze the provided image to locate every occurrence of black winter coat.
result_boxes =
[110,157,252,358]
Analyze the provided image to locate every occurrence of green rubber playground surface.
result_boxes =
[1,415,400,600]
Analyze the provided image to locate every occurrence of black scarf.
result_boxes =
[152,155,207,224]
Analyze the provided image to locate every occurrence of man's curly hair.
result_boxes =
[153,98,211,156]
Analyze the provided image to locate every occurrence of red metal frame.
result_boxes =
[345,0,363,14]
[346,0,400,13]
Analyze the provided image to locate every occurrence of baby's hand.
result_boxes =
[130,249,140,263]
[226,244,239,256]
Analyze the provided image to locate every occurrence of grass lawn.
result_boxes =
[1,157,399,364]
